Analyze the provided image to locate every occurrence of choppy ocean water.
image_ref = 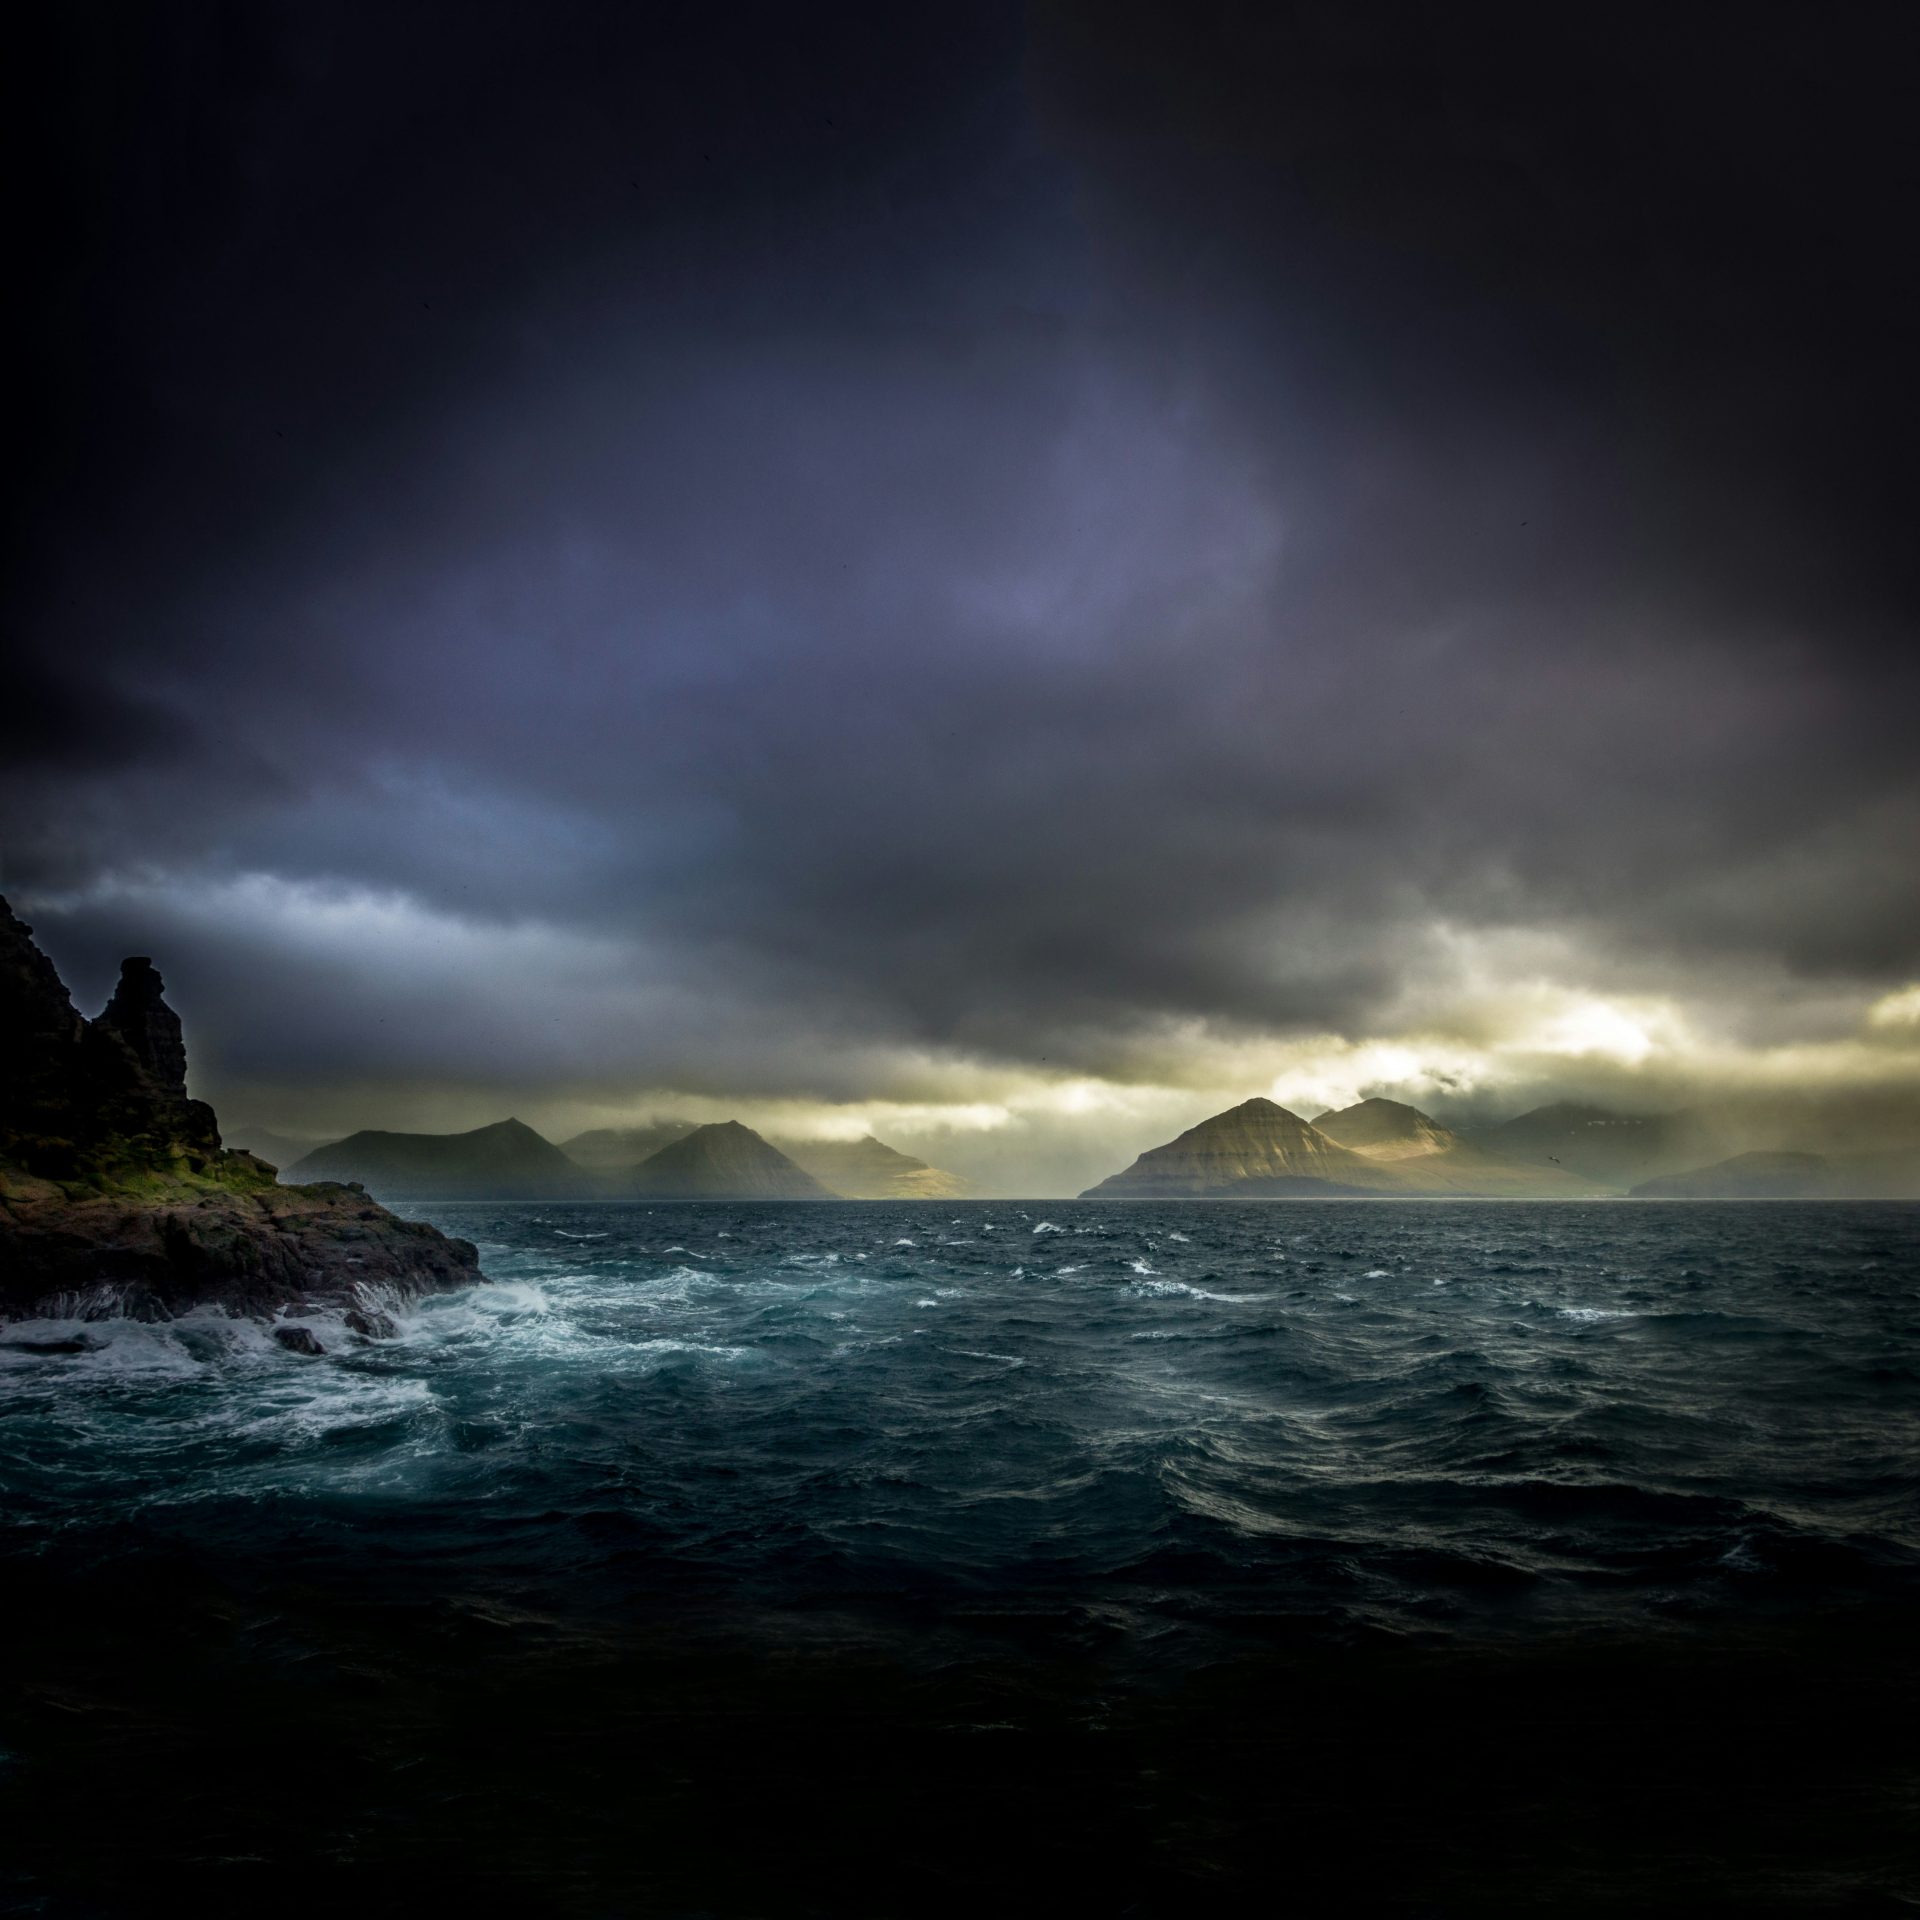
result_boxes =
[5,1200,1918,1913]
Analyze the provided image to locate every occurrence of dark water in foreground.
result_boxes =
[4,1201,1917,1913]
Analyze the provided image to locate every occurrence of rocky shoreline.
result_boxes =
[1,896,481,1342]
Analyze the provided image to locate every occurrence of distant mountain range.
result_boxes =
[261,1094,1920,1202]
[288,1118,590,1200]
[1458,1101,1727,1186]
[1312,1098,1604,1195]
[774,1135,972,1200]
[220,1124,335,1172]
[1082,1094,1920,1199]
[280,1115,964,1202]
[1082,1097,1600,1198]
[1630,1149,1920,1199]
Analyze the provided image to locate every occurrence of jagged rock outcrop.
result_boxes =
[0,896,482,1326]
[2,904,219,1185]
[1082,1097,1403,1198]
[97,957,191,1103]
[775,1134,972,1200]
[626,1120,832,1199]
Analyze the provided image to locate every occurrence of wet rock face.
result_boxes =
[98,958,190,1103]
[273,1325,327,1356]
[0,900,222,1178]
[0,897,88,1159]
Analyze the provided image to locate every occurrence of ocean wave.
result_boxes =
[5,1198,1914,1637]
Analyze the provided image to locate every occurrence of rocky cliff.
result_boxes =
[0,897,481,1333]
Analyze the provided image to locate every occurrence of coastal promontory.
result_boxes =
[0,897,481,1330]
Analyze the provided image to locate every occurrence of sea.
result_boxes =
[4,1200,1917,1914]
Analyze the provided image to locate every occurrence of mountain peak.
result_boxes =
[1083,1096,1391,1198]
[773,1132,971,1200]
[629,1121,830,1199]
[1313,1097,1456,1160]
[288,1116,583,1199]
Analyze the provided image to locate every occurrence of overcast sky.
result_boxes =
[8,3,1919,1191]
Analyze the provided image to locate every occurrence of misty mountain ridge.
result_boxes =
[774,1135,972,1200]
[1311,1099,1603,1196]
[1085,1096,1600,1199]
[1459,1101,1728,1186]
[1631,1149,1920,1200]
[287,1118,595,1201]
[265,1112,971,1201]
[1083,1097,1406,1198]
[622,1121,830,1200]
[282,1115,812,1202]
[218,1124,337,1173]
[1309,1097,1458,1160]
[247,1093,1920,1200]
[561,1120,700,1169]
[1084,1093,1920,1200]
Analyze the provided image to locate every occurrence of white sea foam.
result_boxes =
[623,1337,761,1366]
[1560,1306,1636,1323]
[1364,1269,1391,1279]
[1126,1277,1262,1304]
[1032,1221,1064,1235]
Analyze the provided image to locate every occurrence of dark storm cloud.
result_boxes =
[7,2,1918,1122]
